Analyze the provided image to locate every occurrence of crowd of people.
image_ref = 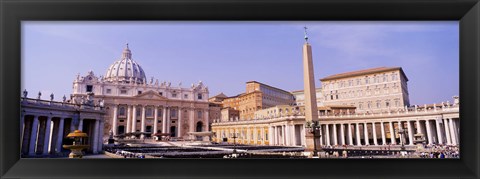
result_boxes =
[105,148,147,158]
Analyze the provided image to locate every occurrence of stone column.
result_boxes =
[166,107,171,133]
[452,118,459,145]
[112,105,118,135]
[132,106,137,133]
[284,125,288,145]
[189,107,195,132]
[178,108,182,138]
[325,124,330,146]
[416,120,422,134]
[274,126,278,145]
[443,118,452,145]
[78,119,84,132]
[333,124,338,146]
[152,106,158,134]
[140,106,146,139]
[70,118,75,132]
[381,122,386,145]
[425,120,433,145]
[363,123,369,145]
[126,105,132,135]
[340,124,345,145]
[29,115,39,155]
[448,118,457,145]
[285,125,290,146]
[268,126,273,145]
[261,127,266,145]
[435,119,444,144]
[92,119,100,154]
[300,125,306,146]
[55,118,65,153]
[355,123,361,146]
[153,106,158,135]
[42,117,52,155]
[20,112,25,144]
[98,120,104,151]
[389,122,396,145]
[204,109,209,132]
[407,121,414,145]
[372,122,378,145]
[348,123,353,145]
[162,107,167,134]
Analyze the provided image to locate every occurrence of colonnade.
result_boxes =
[111,104,210,139]
[269,124,305,146]
[214,126,269,145]
[320,118,460,147]
[21,114,103,156]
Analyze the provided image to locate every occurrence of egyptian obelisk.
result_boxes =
[302,26,319,151]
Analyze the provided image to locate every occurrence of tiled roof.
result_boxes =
[320,67,408,81]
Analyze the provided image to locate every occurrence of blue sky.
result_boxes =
[22,21,459,105]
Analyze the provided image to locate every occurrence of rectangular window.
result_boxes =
[172,93,177,98]
[136,108,141,116]
[184,94,188,99]
[198,93,203,100]
[106,89,112,94]
[120,90,127,94]
[119,107,126,116]
[170,109,177,118]
[86,85,93,92]
[159,92,163,96]
[146,108,153,117]
[138,91,142,95]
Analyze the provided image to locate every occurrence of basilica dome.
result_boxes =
[104,44,147,84]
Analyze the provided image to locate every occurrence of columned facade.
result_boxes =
[21,98,105,157]
[212,105,459,148]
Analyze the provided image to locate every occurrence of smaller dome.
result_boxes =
[104,44,147,84]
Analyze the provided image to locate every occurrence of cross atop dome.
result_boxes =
[122,42,132,59]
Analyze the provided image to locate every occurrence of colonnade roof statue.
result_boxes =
[104,43,147,84]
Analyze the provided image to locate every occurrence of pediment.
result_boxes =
[134,90,168,100]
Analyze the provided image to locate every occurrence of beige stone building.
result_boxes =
[220,81,295,120]
[320,67,410,114]
[291,88,323,107]
[71,45,212,140]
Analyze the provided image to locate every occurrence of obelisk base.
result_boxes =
[305,132,316,151]
[305,131,323,158]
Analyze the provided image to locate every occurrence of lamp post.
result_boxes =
[306,120,321,157]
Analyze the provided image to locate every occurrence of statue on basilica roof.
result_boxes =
[23,89,28,98]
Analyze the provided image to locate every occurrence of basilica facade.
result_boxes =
[71,45,212,140]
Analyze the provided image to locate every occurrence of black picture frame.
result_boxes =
[1,0,479,178]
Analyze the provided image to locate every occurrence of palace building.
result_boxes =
[70,44,212,140]
[219,81,295,121]
[212,35,459,149]
[320,67,410,114]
